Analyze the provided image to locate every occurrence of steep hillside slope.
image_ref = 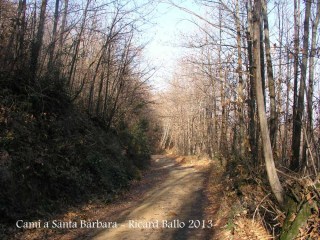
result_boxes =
[0,89,150,236]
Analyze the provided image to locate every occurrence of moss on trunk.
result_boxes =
[280,196,313,240]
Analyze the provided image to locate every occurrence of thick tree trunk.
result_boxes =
[253,0,284,205]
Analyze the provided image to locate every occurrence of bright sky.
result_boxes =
[144,0,200,91]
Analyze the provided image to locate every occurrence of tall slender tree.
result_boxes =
[253,0,284,204]
[262,0,277,149]
[306,0,320,169]
[292,0,311,170]
[29,0,48,82]
[291,0,301,170]
[48,0,60,69]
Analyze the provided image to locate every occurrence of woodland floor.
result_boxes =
[12,155,226,240]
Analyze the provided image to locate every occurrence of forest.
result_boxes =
[0,0,319,239]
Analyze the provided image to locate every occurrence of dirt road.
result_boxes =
[14,155,214,240]
[89,155,213,240]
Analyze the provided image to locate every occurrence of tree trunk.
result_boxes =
[246,0,258,164]
[291,0,301,170]
[277,2,284,160]
[235,0,245,156]
[29,0,48,82]
[253,0,284,205]
[58,0,68,54]
[260,14,266,108]
[306,0,320,169]
[48,0,60,70]
[292,0,311,170]
[68,0,90,87]
[13,0,27,71]
[218,5,226,156]
[282,44,291,164]
[262,0,277,149]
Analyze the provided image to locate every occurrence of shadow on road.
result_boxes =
[71,155,215,240]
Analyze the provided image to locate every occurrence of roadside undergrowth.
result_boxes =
[204,157,274,240]
[211,157,320,240]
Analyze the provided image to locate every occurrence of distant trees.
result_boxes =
[158,0,320,198]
